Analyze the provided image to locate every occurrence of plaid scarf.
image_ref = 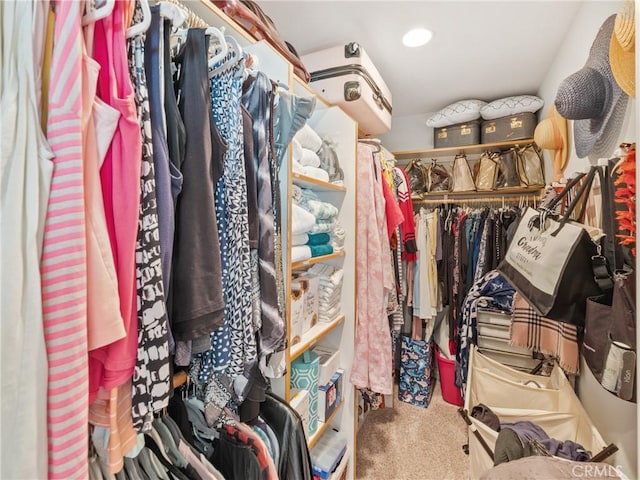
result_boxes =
[510,293,580,375]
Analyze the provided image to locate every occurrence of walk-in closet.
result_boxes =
[0,0,637,479]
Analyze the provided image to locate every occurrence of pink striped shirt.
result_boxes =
[41,1,89,478]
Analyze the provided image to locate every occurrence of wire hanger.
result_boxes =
[126,0,152,38]
[82,0,115,25]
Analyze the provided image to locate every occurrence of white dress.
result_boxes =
[1,2,53,478]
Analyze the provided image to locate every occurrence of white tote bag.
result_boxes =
[498,169,608,324]
[498,206,602,324]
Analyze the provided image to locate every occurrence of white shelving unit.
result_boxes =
[184,2,358,477]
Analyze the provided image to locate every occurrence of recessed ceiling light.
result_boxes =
[402,28,433,48]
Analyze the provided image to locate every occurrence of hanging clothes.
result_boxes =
[145,6,183,322]
[39,2,91,477]
[1,2,53,478]
[128,8,171,433]
[413,208,440,325]
[82,22,125,358]
[171,29,224,343]
[198,46,255,380]
[351,143,395,395]
[241,72,286,378]
[89,0,143,395]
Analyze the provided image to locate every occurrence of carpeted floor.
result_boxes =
[356,381,470,480]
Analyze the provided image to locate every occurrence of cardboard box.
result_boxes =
[290,388,310,439]
[318,369,344,423]
[297,273,319,332]
[290,287,305,345]
[312,345,341,387]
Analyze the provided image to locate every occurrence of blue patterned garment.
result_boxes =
[196,51,256,383]
[455,270,514,394]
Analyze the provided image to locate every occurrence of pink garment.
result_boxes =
[351,144,394,395]
[41,2,89,477]
[82,39,125,354]
[397,168,417,263]
[89,1,142,395]
[381,167,404,239]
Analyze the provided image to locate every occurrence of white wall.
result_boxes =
[536,1,637,477]
[379,112,435,152]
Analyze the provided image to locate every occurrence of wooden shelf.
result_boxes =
[291,251,345,270]
[290,315,346,362]
[308,400,345,448]
[393,138,536,160]
[292,173,347,192]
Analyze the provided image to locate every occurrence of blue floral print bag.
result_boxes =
[398,333,435,408]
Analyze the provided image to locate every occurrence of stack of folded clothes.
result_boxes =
[290,185,339,262]
[308,264,343,323]
[291,203,315,263]
[330,225,345,253]
[293,123,344,185]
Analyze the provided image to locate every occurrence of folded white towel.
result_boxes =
[319,306,341,320]
[292,204,316,235]
[319,298,341,310]
[292,233,309,246]
[319,292,342,304]
[301,166,330,183]
[318,270,343,287]
[309,219,335,234]
[307,199,338,220]
[309,263,337,277]
[292,158,305,175]
[295,123,322,152]
[292,138,303,163]
[300,148,321,168]
[331,225,346,241]
[291,245,312,263]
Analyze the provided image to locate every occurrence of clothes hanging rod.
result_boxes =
[414,195,536,206]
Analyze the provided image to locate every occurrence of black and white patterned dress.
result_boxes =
[128,22,171,432]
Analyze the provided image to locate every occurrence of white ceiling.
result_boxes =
[259,0,583,118]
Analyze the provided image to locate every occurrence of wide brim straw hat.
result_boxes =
[534,105,569,182]
[554,15,629,159]
[610,0,635,98]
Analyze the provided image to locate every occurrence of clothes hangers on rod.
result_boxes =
[158,1,188,28]
[82,0,115,26]
[205,26,228,69]
[208,33,246,77]
[126,0,152,38]
[359,138,382,153]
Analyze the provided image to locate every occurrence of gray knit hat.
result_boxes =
[554,15,629,159]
